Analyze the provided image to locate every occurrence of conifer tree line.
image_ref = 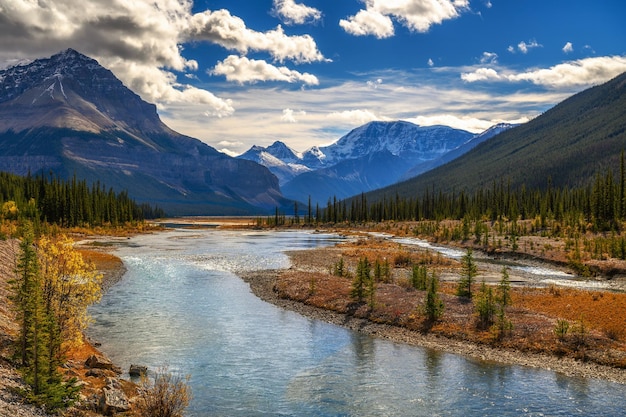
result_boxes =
[0,171,164,227]
[299,152,626,233]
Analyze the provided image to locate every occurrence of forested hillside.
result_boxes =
[365,71,626,200]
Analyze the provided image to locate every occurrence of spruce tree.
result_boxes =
[423,272,444,322]
[457,248,477,298]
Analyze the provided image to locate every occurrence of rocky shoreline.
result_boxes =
[239,267,626,385]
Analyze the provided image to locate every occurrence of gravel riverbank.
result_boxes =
[239,265,626,386]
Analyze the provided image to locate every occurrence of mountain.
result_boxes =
[238,141,311,184]
[361,72,626,204]
[400,122,516,180]
[282,150,414,206]
[0,49,289,215]
[239,121,475,204]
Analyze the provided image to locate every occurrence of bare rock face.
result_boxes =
[99,379,130,416]
[0,49,289,215]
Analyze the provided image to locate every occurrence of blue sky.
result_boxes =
[1,1,625,155]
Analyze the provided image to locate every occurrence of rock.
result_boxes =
[86,368,107,378]
[99,386,130,415]
[85,354,121,374]
[129,364,148,378]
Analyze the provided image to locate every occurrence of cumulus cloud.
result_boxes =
[407,114,496,133]
[460,67,500,82]
[340,0,469,38]
[339,9,395,38]
[272,0,322,25]
[427,58,435,67]
[281,108,307,123]
[326,109,384,125]
[479,52,498,64]
[461,56,626,88]
[508,39,542,54]
[211,55,319,85]
[186,9,326,64]
[0,0,328,119]
[562,42,574,53]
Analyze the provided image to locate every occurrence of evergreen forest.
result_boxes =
[0,171,164,228]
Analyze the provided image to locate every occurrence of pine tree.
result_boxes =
[351,257,371,303]
[457,248,477,298]
[475,280,495,329]
[423,271,444,322]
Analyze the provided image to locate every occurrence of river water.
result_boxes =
[88,229,626,416]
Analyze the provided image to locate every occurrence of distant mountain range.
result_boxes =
[239,121,513,205]
[0,49,290,215]
[5,49,615,218]
[361,71,626,205]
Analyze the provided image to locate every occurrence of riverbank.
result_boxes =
[0,237,134,417]
[239,236,626,385]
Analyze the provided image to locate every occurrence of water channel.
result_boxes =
[87,229,626,416]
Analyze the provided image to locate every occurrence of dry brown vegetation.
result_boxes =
[275,237,626,370]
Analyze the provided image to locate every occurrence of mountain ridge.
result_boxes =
[239,121,513,205]
[360,71,626,205]
[0,49,289,215]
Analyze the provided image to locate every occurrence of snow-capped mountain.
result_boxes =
[239,121,479,204]
[314,121,473,168]
[0,49,289,215]
[400,122,517,180]
[239,141,311,184]
[239,121,517,205]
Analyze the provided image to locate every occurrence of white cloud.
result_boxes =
[367,78,384,88]
[339,9,395,39]
[340,0,469,37]
[461,67,501,82]
[0,1,330,119]
[427,58,434,67]
[161,68,570,153]
[272,0,322,25]
[509,39,542,54]
[407,114,496,133]
[461,56,626,88]
[211,55,319,85]
[186,9,327,64]
[282,108,306,123]
[562,42,574,53]
[479,52,498,64]
[326,109,386,125]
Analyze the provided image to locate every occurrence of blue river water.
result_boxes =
[87,229,626,416]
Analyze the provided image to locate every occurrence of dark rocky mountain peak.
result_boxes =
[0,49,289,215]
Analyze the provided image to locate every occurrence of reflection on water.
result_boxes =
[88,229,626,416]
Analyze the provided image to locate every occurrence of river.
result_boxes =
[87,229,626,416]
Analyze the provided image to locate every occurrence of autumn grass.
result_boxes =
[279,238,626,370]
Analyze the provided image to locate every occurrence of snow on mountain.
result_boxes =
[239,141,311,184]
[316,121,473,167]
[238,120,516,205]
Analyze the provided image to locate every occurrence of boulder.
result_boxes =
[129,364,148,378]
[99,386,130,415]
[85,354,121,374]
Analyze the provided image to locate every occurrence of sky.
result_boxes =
[1,1,625,156]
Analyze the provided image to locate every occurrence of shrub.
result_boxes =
[554,319,569,342]
[134,368,191,417]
